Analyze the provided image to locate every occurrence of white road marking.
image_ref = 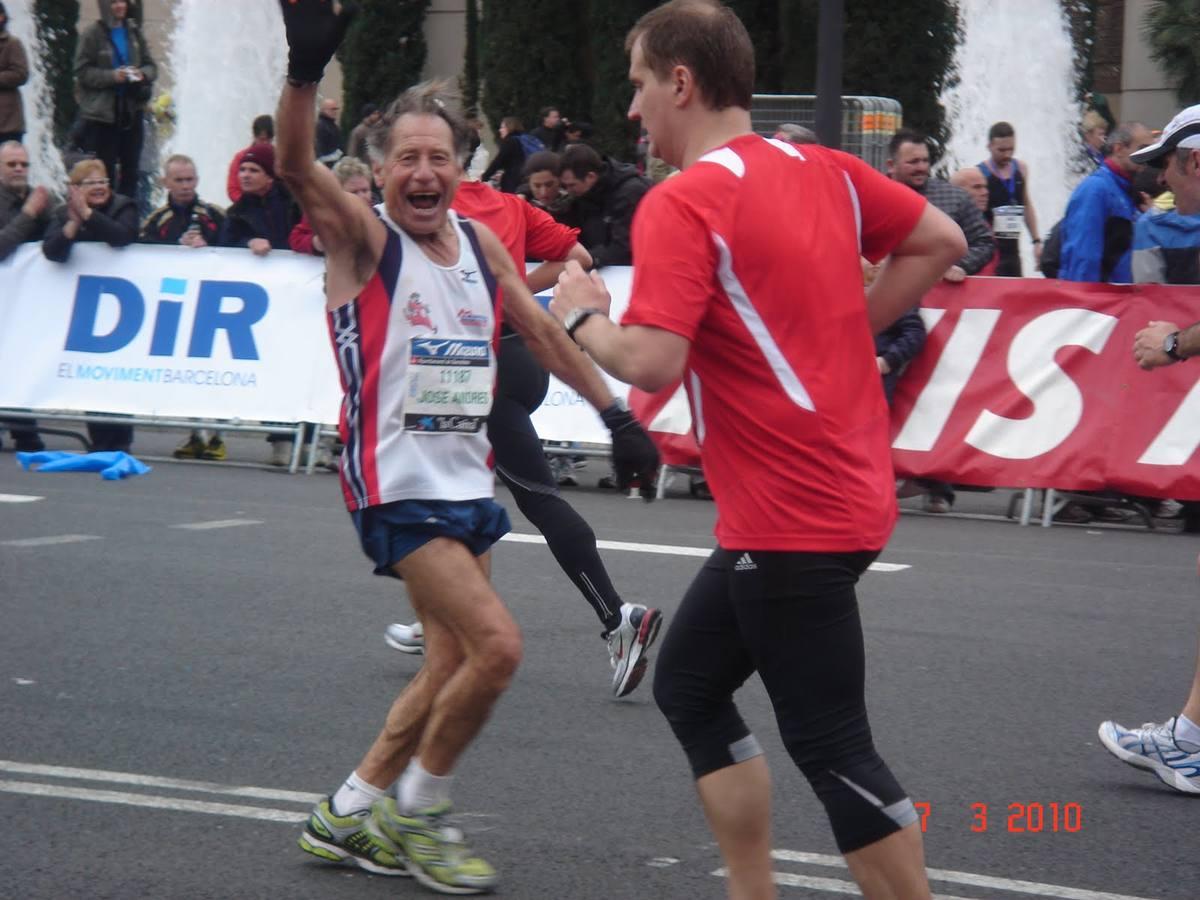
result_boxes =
[501,532,910,571]
[0,763,1161,900]
[12,679,35,686]
[761,850,1157,900]
[714,869,975,900]
[0,760,321,804]
[171,519,264,531]
[0,780,307,823]
[1,534,101,547]
[0,493,43,503]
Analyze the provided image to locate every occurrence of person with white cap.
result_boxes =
[1097,103,1200,795]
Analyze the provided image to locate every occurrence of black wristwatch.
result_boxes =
[564,306,605,342]
[1164,331,1185,362]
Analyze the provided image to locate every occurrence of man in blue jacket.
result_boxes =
[1058,121,1153,283]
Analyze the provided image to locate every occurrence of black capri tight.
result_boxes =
[652,547,917,853]
[488,335,624,630]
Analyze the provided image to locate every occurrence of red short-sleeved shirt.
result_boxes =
[622,134,926,552]
[452,181,580,271]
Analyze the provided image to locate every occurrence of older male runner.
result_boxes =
[274,1,654,893]
[386,172,664,698]
[551,2,965,897]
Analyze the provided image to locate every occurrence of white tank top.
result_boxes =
[328,209,501,510]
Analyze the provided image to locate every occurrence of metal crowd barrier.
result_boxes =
[750,94,903,171]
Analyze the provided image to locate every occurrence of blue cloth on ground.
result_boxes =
[16,450,151,480]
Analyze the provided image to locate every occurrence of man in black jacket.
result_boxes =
[0,140,50,451]
[558,142,650,267]
[140,153,224,246]
[315,97,343,167]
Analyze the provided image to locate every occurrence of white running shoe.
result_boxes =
[385,621,425,655]
[604,603,663,698]
[1098,717,1200,794]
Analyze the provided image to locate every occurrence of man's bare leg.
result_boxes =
[353,544,510,788]
[843,825,931,900]
[696,756,776,900]
[399,539,522,775]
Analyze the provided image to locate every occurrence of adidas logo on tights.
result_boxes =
[734,552,757,571]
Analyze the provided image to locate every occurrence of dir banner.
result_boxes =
[0,243,341,423]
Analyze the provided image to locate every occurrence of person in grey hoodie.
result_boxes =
[74,0,156,199]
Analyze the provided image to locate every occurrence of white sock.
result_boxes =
[1174,713,1200,751]
[397,759,453,813]
[331,770,386,816]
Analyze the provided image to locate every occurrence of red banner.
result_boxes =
[632,278,1200,500]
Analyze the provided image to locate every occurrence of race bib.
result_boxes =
[403,337,494,433]
[994,204,1024,240]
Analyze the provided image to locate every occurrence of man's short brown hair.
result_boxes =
[625,0,754,112]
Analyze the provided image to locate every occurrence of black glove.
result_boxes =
[601,402,659,502]
[278,0,357,84]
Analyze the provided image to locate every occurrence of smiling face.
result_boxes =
[888,141,930,190]
[382,113,461,236]
[77,171,112,207]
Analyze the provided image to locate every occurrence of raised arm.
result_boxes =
[275,0,381,307]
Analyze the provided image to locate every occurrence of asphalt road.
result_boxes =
[2,429,1198,899]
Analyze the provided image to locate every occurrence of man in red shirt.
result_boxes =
[552,1,965,896]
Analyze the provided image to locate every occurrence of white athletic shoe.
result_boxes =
[385,621,425,655]
[1098,717,1200,794]
[604,603,663,698]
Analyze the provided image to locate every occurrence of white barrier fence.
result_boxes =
[0,244,634,452]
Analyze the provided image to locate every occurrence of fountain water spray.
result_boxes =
[165,0,287,205]
[7,0,66,190]
[940,0,1083,275]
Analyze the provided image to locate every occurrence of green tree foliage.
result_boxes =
[841,1,958,149]
[479,1,588,139]
[337,0,431,135]
[479,0,956,160]
[584,0,658,159]
[33,0,80,146]
[461,0,480,116]
[1143,0,1200,104]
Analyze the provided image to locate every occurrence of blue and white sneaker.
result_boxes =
[1098,717,1200,795]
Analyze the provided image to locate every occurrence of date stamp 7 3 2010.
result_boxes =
[912,802,1083,833]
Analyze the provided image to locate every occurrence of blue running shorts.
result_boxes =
[351,498,511,577]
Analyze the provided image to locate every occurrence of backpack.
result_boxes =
[1039,220,1063,278]
[516,133,545,158]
